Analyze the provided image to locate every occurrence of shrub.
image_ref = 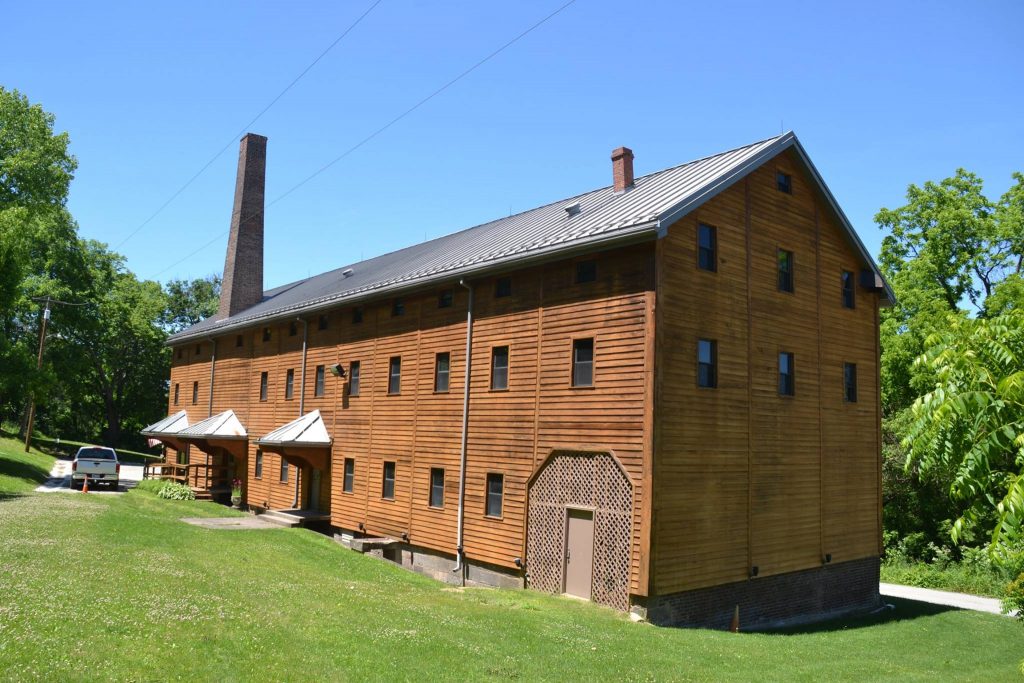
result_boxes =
[1004,573,1024,622]
[135,479,166,493]
[156,482,195,501]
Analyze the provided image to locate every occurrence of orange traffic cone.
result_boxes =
[81,476,89,494]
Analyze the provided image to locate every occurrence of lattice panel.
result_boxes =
[526,451,633,610]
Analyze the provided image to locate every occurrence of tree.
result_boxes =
[904,312,1024,557]
[162,274,221,333]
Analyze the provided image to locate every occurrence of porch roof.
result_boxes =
[256,410,332,448]
[177,409,248,441]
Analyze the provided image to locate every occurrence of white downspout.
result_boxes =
[293,317,308,509]
[453,280,474,575]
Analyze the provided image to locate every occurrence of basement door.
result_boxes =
[563,509,595,599]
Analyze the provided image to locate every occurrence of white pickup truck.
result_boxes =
[70,446,120,491]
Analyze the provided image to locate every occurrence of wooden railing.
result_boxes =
[143,461,230,492]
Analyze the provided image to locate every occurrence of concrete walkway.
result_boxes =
[181,516,278,530]
[35,458,143,494]
[880,582,1011,616]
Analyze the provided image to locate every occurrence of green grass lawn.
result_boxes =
[0,438,1021,681]
[881,560,1013,598]
[0,435,57,495]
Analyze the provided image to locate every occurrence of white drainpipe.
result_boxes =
[293,317,308,509]
[453,280,474,576]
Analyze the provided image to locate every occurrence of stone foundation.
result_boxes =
[633,556,881,630]
[334,529,524,590]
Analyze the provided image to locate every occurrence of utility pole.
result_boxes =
[24,298,51,452]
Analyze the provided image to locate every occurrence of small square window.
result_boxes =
[343,458,354,493]
[434,352,450,393]
[289,322,298,336]
[315,365,325,397]
[255,450,263,479]
[352,307,363,324]
[285,368,295,400]
[280,457,289,483]
[697,339,717,388]
[382,461,396,500]
[173,383,179,405]
[192,381,198,405]
[438,289,454,308]
[392,299,405,317]
[318,314,329,331]
[779,352,795,396]
[486,473,503,518]
[495,277,512,298]
[177,348,183,360]
[777,171,792,194]
[841,270,856,309]
[777,249,794,293]
[388,357,401,395]
[259,371,268,402]
[575,260,597,284]
[262,328,271,342]
[491,346,509,390]
[844,363,858,403]
[429,468,445,508]
[195,343,201,355]
[235,334,243,348]
[698,223,717,272]
[572,338,594,387]
[348,361,361,397]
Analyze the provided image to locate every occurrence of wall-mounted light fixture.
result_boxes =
[401,531,409,542]
[513,557,522,568]
[328,363,345,378]
[823,553,832,564]
[358,522,365,532]
[750,566,759,578]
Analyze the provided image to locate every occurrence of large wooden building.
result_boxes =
[144,132,893,627]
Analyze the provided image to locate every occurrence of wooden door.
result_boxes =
[308,468,321,510]
[564,509,594,599]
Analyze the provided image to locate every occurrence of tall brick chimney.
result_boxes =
[218,133,267,318]
[611,146,634,193]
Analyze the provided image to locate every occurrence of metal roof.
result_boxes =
[256,409,332,448]
[170,132,893,343]
[176,409,247,441]
[140,410,189,436]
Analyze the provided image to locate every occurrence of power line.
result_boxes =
[113,0,384,252]
[151,0,578,280]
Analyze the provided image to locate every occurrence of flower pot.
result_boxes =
[230,495,242,509]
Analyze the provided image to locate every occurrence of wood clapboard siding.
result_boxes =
[651,148,882,595]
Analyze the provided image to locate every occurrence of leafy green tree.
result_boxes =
[904,312,1024,556]
[162,274,221,333]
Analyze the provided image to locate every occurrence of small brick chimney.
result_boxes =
[219,133,267,318]
[611,146,634,192]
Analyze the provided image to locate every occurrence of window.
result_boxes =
[495,276,512,298]
[698,223,717,272]
[352,307,363,324]
[841,270,856,309]
[572,338,594,387]
[173,383,180,405]
[844,363,858,403]
[777,249,794,293]
[491,346,509,390]
[235,334,243,348]
[343,458,354,493]
[254,450,263,479]
[259,371,268,402]
[192,381,198,405]
[438,289,453,308]
[177,348,182,359]
[288,321,297,336]
[575,260,597,284]
[391,298,405,317]
[314,365,325,397]
[349,361,361,397]
[486,473,503,518]
[434,352,450,393]
[262,327,271,342]
[779,352,795,396]
[697,339,717,388]
[382,461,396,500]
[777,171,792,194]
[195,343,201,355]
[280,457,288,483]
[318,314,329,331]
[388,357,401,395]
[285,368,295,400]
[429,468,445,508]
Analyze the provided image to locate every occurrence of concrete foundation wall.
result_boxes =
[634,556,881,629]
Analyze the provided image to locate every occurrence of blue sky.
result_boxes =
[6,1,1023,287]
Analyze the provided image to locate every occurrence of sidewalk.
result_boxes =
[880,582,1010,616]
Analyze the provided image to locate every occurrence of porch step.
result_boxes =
[350,537,400,552]
[258,508,332,528]
[259,510,301,528]
[191,488,213,501]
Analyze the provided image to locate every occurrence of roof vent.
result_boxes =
[341,268,354,278]
[564,202,581,217]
